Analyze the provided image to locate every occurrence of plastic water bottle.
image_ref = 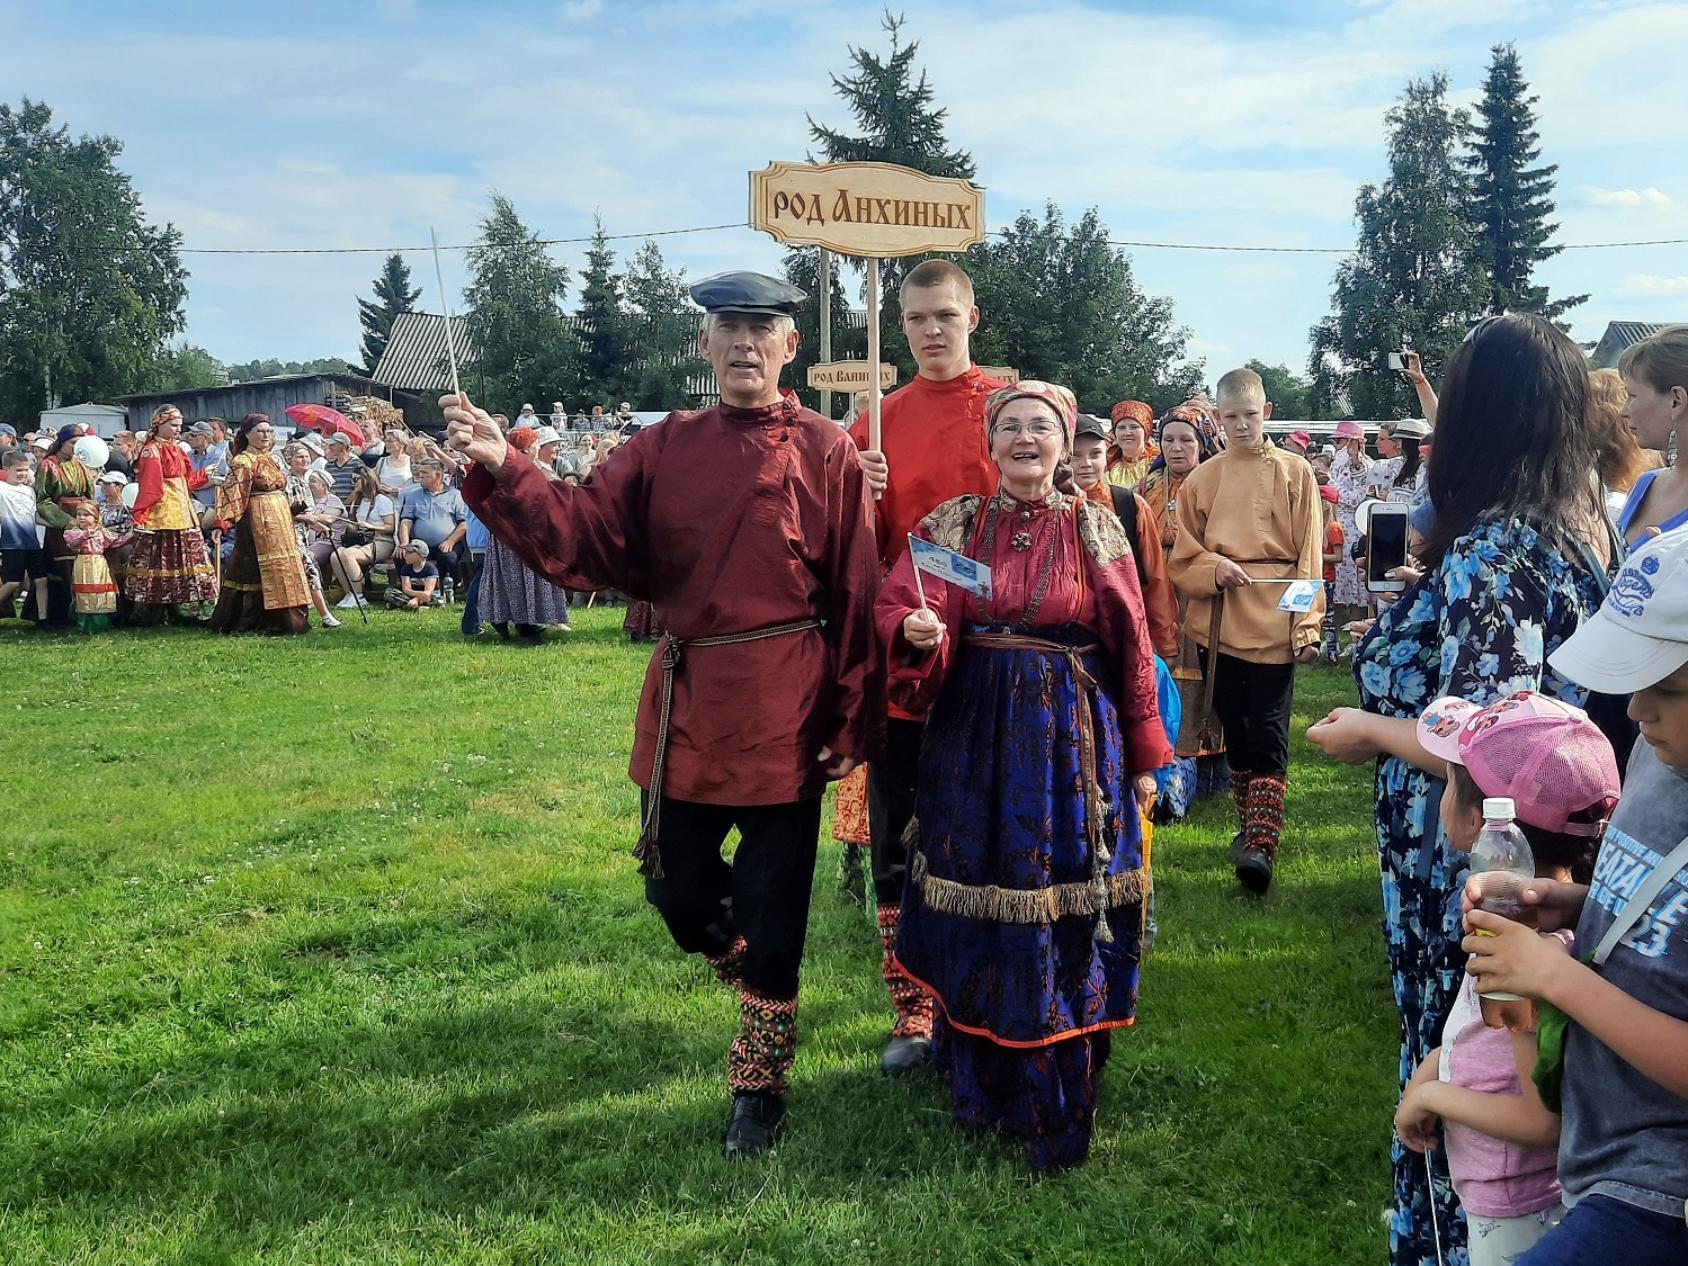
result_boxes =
[1469,796,1536,1024]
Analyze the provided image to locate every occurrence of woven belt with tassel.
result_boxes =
[633,618,823,880]
[954,632,1125,944]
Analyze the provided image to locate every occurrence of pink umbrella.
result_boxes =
[283,404,366,447]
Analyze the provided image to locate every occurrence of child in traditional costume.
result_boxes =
[62,503,130,632]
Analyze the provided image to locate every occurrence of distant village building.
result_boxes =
[39,402,130,438]
[115,371,437,436]
[1588,321,1672,370]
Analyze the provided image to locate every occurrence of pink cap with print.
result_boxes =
[1415,691,1619,836]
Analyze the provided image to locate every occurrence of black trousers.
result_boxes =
[1200,648,1296,776]
[867,716,925,907]
[642,796,822,999]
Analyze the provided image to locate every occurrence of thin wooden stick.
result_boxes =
[909,541,929,611]
[866,257,882,495]
[429,228,464,403]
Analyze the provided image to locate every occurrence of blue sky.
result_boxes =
[7,0,1687,386]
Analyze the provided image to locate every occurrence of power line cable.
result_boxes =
[68,221,1688,257]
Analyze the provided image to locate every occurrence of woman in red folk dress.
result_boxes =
[124,404,219,621]
[876,382,1171,1169]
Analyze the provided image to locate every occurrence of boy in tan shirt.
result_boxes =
[1169,368,1323,892]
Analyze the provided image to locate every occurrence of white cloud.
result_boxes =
[4,0,1676,376]
[1583,186,1675,208]
[1617,274,1688,298]
[1527,4,1688,150]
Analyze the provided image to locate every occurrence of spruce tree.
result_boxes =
[1308,75,1489,419]
[621,238,698,409]
[1465,43,1583,319]
[357,252,421,372]
[809,11,975,370]
[781,246,866,417]
[573,215,633,408]
[462,193,574,416]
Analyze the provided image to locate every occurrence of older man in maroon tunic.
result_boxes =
[445,271,883,1159]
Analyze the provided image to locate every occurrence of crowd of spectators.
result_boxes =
[0,403,643,636]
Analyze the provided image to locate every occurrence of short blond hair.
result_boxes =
[1214,367,1265,404]
[900,258,975,305]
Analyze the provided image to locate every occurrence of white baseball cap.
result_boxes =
[1549,530,1688,694]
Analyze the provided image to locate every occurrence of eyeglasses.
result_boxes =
[992,421,1061,439]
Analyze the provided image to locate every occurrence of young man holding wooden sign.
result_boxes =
[849,259,1009,1074]
[444,271,884,1160]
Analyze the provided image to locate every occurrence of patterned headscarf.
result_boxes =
[1109,400,1155,428]
[983,381,1078,448]
[1158,398,1222,454]
[142,404,183,446]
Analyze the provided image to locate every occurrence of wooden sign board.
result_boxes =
[750,161,986,258]
[808,361,897,391]
[978,366,1021,384]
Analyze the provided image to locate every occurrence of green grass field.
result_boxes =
[0,608,1395,1265]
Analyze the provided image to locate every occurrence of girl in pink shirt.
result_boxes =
[1394,691,1620,1266]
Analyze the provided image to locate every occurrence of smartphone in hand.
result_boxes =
[1367,504,1411,594]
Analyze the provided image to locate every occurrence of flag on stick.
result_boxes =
[909,535,992,600]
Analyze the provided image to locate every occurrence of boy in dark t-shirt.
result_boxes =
[386,540,439,609]
[1465,531,1688,1265]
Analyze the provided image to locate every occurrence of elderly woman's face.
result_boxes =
[1112,417,1146,460]
[288,447,309,473]
[1160,421,1201,476]
[990,399,1065,492]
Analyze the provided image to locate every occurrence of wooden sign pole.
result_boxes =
[818,248,833,420]
[866,257,882,455]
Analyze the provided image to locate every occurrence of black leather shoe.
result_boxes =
[880,1034,932,1075]
[1235,845,1275,894]
[723,1092,784,1160]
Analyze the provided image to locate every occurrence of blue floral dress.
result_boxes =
[1353,517,1602,1266]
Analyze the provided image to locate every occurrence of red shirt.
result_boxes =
[849,365,1006,720]
[133,440,208,524]
[876,491,1172,776]
[464,400,884,807]
[1324,521,1345,584]
[848,365,1006,569]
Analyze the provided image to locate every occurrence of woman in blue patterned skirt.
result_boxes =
[1309,315,1611,1266]
[876,382,1171,1170]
